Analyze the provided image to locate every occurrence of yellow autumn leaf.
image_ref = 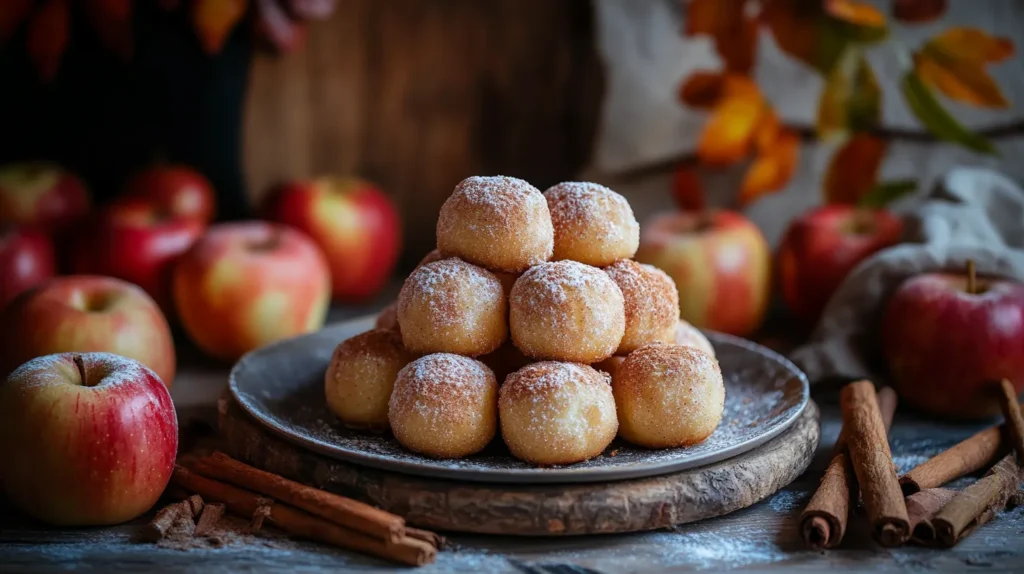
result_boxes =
[913,27,1014,108]
[739,128,801,206]
[826,0,886,28]
[697,91,763,167]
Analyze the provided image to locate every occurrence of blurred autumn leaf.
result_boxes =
[825,0,885,28]
[679,71,727,109]
[739,128,801,206]
[913,27,1014,108]
[697,88,764,166]
[823,134,887,204]
[192,0,249,55]
[28,0,69,82]
[817,47,881,140]
[893,0,947,23]
[0,0,34,44]
[901,71,997,154]
[685,0,757,74]
[83,0,133,61]
[858,179,918,208]
[672,163,706,212]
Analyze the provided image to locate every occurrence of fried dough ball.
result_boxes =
[674,319,715,358]
[416,249,446,268]
[436,176,554,273]
[499,362,618,465]
[397,258,507,356]
[593,355,626,381]
[480,342,533,384]
[375,301,400,333]
[324,329,414,431]
[613,344,724,448]
[509,261,625,363]
[543,182,639,266]
[604,259,680,354]
[388,353,498,458]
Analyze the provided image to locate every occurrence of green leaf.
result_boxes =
[849,57,881,131]
[816,47,881,140]
[858,179,918,208]
[901,71,998,155]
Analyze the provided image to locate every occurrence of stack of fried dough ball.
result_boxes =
[325,176,725,465]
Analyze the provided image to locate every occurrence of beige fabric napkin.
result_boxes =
[789,166,1024,383]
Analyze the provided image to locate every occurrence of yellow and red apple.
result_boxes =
[264,176,401,302]
[636,210,770,338]
[0,162,90,234]
[0,276,176,386]
[173,221,331,361]
[778,205,903,327]
[121,164,216,225]
[882,269,1024,419]
[0,224,55,309]
[0,352,177,526]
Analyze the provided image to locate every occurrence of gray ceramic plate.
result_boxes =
[229,314,809,484]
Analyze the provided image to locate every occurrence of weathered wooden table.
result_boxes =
[3,301,1023,573]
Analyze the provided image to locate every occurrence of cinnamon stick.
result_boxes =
[172,465,435,567]
[194,503,225,537]
[841,381,909,547]
[931,453,1021,548]
[799,385,897,549]
[249,498,273,533]
[996,379,1024,462]
[904,488,957,545]
[405,527,447,550]
[193,452,404,542]
[142,495,204,541]
[899,405,1023,495]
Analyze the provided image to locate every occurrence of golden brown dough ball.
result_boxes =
[480,342,533,384]
[499,362,618,465]
[593,355,626,381]
[324,329,415,431]
[375,301,400,333]
[436,176,554,273]
[509,261,625,363]
[388,353,498,458]
[604,259,680,354]
[416,248,446,268]
[674,319,715,358]
[543,182,639,266]
[613,344,724,448]
[397,258,507,356]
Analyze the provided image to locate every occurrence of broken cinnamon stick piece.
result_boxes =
[841,381,910,547]
[932,453,1020,548]
[249,498,273,533]
[193,452,405,542]
[798,385,898,549]
[405,527,446,550]
[905,488,957,545]
[997,379,1024,463]
[194,503,225,537]
[142,496,203,542]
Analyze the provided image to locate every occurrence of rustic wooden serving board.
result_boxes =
[217,395,820,536]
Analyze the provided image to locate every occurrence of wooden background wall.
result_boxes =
[242,0,604,267]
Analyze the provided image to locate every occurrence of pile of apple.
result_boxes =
[0,162,401,526]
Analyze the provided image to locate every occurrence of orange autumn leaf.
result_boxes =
[84,0,133,60]
[192,0,249,55]
[679,72,758,109]
[753,106,780,152]
[27,0,69,82]
[825,0,886,28]
[0,0,34,43]
[672,163,706,212]
[823,134,887,204]
[913,27,1014,109]
[761,0,824,72]
[697,90,764,167]
[893,0,947,24]
[685,0,758,74]
[739,128,800,206]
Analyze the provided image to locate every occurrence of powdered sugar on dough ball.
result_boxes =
[397,258,507,356]
[509,261,625,363]
[543,182,639,267]
[604,259,680,354]
[613,344,724,448]
[388,353,498,458]
[436,176,554,273]
[675,319,715,358]
[325,329,414,431]
[499,361,617,465]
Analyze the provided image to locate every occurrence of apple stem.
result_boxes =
[967,259,977,295]
[73,354,89,387]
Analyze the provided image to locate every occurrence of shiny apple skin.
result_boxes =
[121,164,216,224]
[0,225,56,309]
[0,162,90,235]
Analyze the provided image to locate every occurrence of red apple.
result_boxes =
[121,164,216,224]
[0,276,176,386]
[69,196,205,314]
[882,268,1024,419]
[0,352,177,525]
[0,224,56,309]
[264,176,401,301]
[635,210,771,337]
[173,221,331,361]
[0,162,90,234]
[779,205,903,327]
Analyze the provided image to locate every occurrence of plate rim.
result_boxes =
[228,313,810,484]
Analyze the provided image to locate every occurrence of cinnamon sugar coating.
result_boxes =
[374,301,400,333]
[499,362,617,465]
[544,182,639,266]
[613,344,724,448]
[397,258,507,356]
[604,259,680,354]
[436,176,554,272]
[388,353,498,458]
[674,318,715,358]
[509,261,625,363]
[325,329,415,431]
